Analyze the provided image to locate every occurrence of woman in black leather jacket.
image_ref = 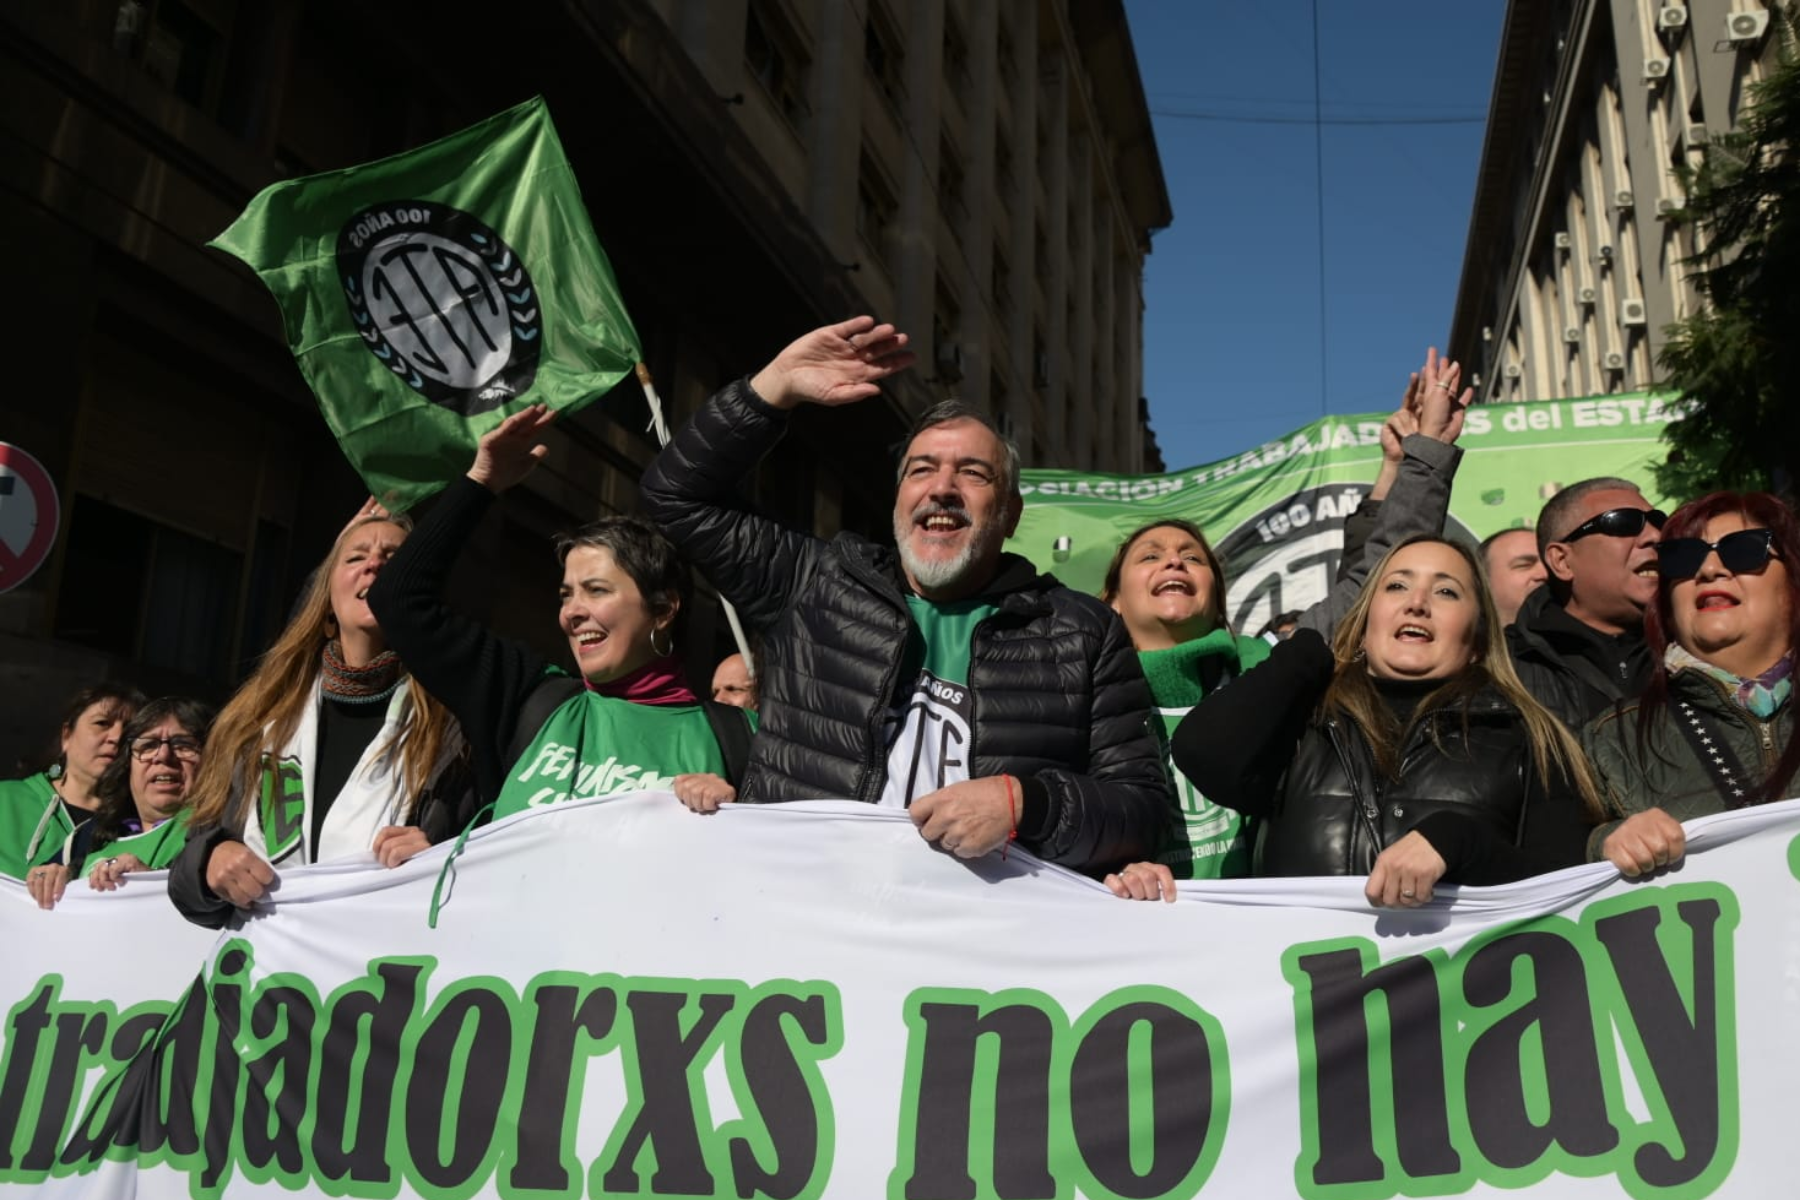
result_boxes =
[1170,536,1603,906]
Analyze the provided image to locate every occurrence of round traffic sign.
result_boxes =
[0,443,60,593]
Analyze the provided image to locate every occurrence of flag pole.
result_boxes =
[635,363,756,679]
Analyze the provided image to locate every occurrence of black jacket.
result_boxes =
[1507,586,1653,727]
[1172,629,1591,882]
[640,379,1171,874]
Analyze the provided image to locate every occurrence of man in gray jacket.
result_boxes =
[642,317,1170,874]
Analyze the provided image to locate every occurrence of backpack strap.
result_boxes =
[702,701,754,788]
[504,675,586,775]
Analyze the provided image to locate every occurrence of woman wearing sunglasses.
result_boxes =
[1584,492,1800,875]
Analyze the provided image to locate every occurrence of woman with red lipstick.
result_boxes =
[169,507,466,927]
[7,682,142,897]
[366,406,752,829]
[1167,536,1603,906]
[1584,492,1800,875]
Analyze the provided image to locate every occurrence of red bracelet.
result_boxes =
[1002,774,1019,859]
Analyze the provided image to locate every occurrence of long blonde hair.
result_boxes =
[1321,535,1605,822]
[187,516,453,830]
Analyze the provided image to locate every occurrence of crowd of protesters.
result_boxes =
[5,317,1794,918]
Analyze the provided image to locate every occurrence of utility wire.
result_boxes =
[1310,0,1329,418]
[1152,109,1485,126]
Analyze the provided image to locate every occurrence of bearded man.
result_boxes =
[641,317,1169,875]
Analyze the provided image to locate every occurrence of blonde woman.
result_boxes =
[168,506,466,927]
[1168,536,1603,906]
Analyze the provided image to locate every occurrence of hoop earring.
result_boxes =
[649,626,675,658]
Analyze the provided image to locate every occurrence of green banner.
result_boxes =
[1009,394,1684,635]
[211,96,640,510]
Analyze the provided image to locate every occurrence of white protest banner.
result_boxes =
[4,794,1796,1198]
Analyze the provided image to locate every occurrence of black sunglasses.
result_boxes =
[1562,506,1667,543]
[1655,528,1778,581]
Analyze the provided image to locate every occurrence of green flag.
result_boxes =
[1008,394,1685,634]
[211,96,639,509]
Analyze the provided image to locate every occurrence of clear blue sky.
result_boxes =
[1125,0,1507,472]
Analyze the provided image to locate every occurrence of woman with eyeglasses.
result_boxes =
[24,698,216,909]
[1583,492,1800,875]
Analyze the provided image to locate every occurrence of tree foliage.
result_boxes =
[1656,17,1800,499]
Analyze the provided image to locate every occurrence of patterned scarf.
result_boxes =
[320,639,404,704]
[1666,643,1794,720]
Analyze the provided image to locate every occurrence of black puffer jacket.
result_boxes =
[1173,629,1592,883]
[640,379,1170,873]
[1507,586,1653,728]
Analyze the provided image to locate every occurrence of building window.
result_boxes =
[113,0,230,114]
[864,3,906,115]
[746,1,810,131]
[857,151,898,265]
[54,495,244,683]
[996,14,1018,89]
[938,134,966,221]
[933,276,963,383]
[942,9,970,104]
[995,133,1015,203]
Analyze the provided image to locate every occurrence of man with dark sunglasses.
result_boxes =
[1507,477,1667,726]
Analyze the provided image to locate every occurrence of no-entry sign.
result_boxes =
[0,443,60,593]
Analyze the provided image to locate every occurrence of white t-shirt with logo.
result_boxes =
[880,596,998,808]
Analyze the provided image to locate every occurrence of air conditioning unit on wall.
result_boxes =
[1726,10,1771,44]
[1644,57,1671,81]
[1658,6,1689,35]
[1621,299,1649,326]
[1503,363,1524,379]
[1604,352,1626,371]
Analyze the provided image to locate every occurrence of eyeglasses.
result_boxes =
[1561,507,1667,543]
[1655,529,1778,581]
[130,736,203,762]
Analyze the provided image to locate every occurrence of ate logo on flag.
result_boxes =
[337,200,543,416]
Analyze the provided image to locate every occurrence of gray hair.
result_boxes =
[896,400,1023,500]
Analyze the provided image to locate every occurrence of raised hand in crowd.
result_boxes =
[468,403,557,493]
[1367,403,1422,502]
[203,839,276,909]
[672,773,737,814]
[88,853,148,892]
[747,316,915,410]
[337,495,392,540]
[26,863,69,910]
[1411,345,1472,444]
